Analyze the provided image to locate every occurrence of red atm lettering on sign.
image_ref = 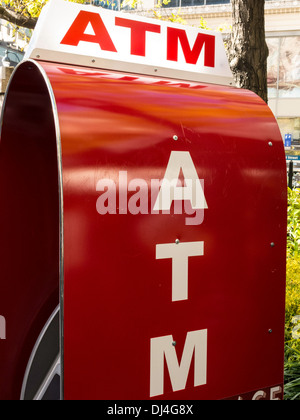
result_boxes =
[167,27,215,67]
[61,11,117,52]
[61,11,215,68]
[115,17,161,57]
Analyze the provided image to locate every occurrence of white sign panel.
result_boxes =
[26,0,233,85]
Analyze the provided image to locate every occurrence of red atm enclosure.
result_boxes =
[0,0,287,400]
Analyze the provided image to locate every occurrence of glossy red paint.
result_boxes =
[0,60,286,400]
[0,62,60,399]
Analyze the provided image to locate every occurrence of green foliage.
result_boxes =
[121,0,142,9]
[3,0,85,18]
[285,187,300,400]
[150,0,186,24]
[284,346,300,400]
[287,187,300,256]
[198,16,209,30]
[3,0,45,18]
[285,257,300,350]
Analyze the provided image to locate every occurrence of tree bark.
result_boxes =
[228,0,269,103]
[0,6,37,30]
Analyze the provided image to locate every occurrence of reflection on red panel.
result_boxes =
[0,60,287,400]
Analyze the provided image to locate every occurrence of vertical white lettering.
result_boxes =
[150,329,207,397]
[156,241,204,302]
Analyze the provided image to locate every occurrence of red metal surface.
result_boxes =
[0,63,60,399]
[0,60,287,400]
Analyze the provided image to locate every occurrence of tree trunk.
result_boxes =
[228,0,269,103]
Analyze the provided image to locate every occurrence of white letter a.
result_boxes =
[153,151,208,211]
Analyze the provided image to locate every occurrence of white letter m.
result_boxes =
[150,329,207,397]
